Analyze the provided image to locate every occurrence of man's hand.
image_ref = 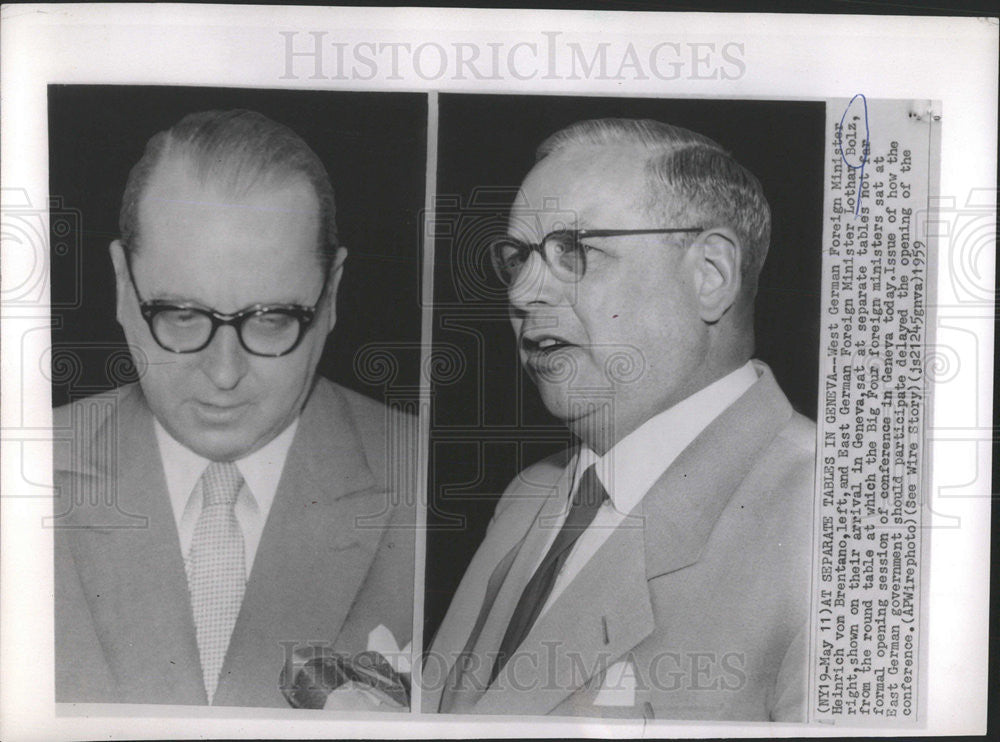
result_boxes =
[280,648,410,710]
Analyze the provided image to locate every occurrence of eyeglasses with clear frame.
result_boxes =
[489,228,704,287]
[123,250,330,357]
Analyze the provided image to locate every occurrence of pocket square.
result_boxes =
[279,647,409,710]
[367,624,412,675]
[593,660,637,707]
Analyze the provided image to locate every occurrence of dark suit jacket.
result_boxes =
[54,377,416,708]
[424,363,815,721]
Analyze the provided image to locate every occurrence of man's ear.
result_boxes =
[108,240,131,327]
[322,246,349,333]
[691,227,742,323]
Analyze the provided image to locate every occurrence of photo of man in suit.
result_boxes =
[54,109,416,709]
[425,117,816,721]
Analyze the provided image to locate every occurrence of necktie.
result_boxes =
[490,464,607,684]
[187,462,246,704]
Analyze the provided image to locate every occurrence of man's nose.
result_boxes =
[199,325,249,390]
[507,250,568,314]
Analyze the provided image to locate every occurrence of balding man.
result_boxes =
[426,118,815,721]
[54,110,415,708]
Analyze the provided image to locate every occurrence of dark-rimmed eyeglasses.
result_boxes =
[124,253,329,357]
[489,228,704,287]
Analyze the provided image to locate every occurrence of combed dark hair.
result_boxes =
[537,118,771,285]
[119,109,337,269]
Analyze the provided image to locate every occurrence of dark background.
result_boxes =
[49,85,426,407]
[425,94,827,645]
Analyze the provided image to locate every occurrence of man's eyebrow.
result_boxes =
[142,291,207,305]
[142,293,313,308]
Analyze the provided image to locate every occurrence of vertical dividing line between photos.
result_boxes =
[410,90,439,713]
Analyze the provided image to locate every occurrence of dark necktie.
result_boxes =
[489,464,607,684]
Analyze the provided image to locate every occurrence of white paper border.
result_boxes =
[1,5,995,739]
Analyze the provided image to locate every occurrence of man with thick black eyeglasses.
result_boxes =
[426,118,816,722]
[124,249,331,357]
[53,109,415,709]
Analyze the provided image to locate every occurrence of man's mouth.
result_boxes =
[192,400,250,423]
[521,334,575,353]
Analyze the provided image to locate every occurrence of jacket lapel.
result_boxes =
[61,386,205,704]
[214,380,387,707]
[429,454,572,713]
[639,363,793,580]
[475,363,794,716]
[474,508,653,716]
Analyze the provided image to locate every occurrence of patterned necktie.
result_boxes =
[187,462,246,704]
[490,464,607,684]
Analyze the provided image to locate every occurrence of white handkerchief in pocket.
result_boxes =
[593,659,637,707]
[367,624,412,675]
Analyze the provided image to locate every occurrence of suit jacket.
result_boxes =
[424,363,815,721]
[54,377,416,708]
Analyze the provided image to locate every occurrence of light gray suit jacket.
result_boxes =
[54,377,416,708]
[424,363,815,721]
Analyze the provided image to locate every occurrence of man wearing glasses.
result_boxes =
[54,110,414,708]
[426,118,815,721]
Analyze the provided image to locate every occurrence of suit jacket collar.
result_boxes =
[430,457,566,701]
[639,361,793,579]
[60,384,206,702]
[63,379,386,706]
[475,503,653,716]
[427,448,575,713]
[472,362,794,715]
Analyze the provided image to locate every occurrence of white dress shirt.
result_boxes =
[535,361,759,617]
[155,419,299,577]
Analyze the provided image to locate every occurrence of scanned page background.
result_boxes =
[1,6,995,739]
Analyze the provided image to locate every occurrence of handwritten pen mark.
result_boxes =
[836,93,871,217]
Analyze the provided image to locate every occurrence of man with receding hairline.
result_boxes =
[54,110,415,709]
[426,118,816,721]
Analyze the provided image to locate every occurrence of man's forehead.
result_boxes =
[508,145,651,235]
[131,163,324,290]
[136,158,319,241]
[141,155,215,203]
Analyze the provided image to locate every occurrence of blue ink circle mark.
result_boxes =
[836,94,870,216]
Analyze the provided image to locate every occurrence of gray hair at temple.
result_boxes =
[536,118,771,289]
[118,109,338,270]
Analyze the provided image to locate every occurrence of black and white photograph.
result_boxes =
[423,94,824,720]
[48,85,426,710]
[0,5,994,740]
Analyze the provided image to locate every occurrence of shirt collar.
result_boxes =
[155,418,300,524]
[574,361,759,514]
